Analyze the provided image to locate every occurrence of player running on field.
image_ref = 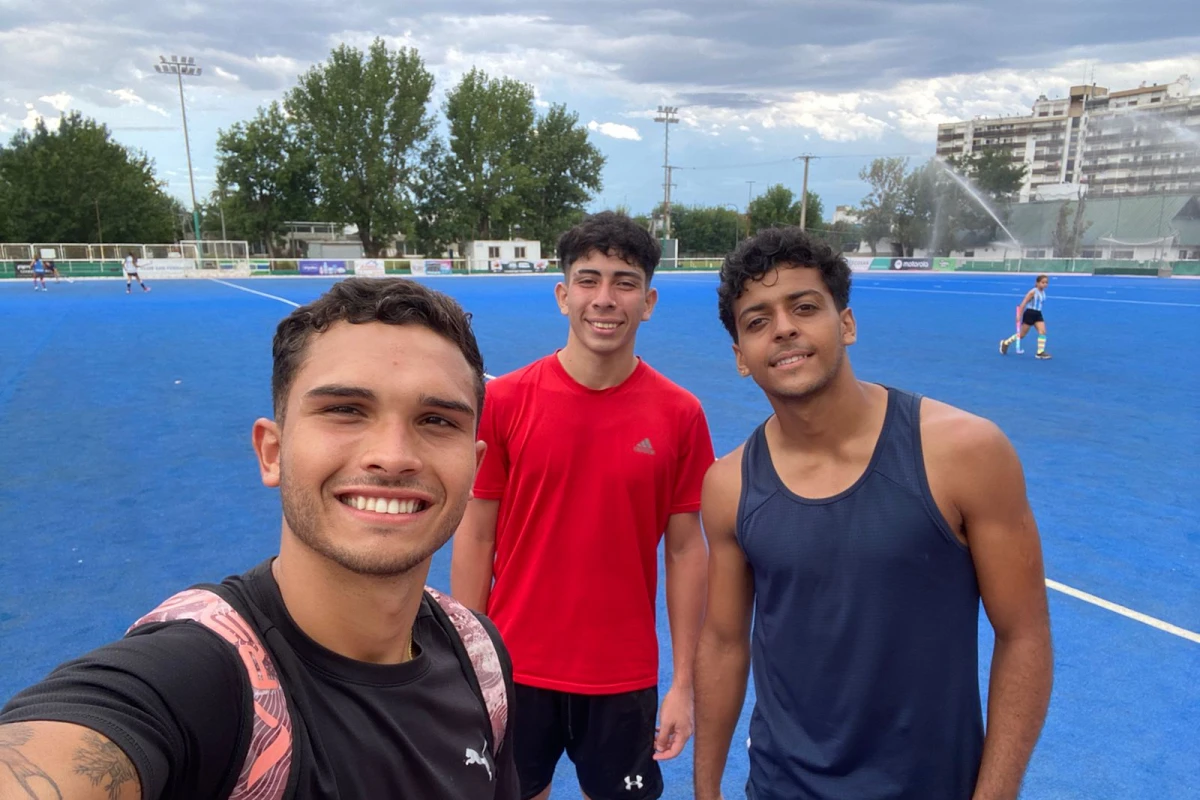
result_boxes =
[123,251,150,293]
[31,257,47,291]
[1001,274,1050,359]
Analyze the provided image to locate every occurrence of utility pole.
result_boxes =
[94,198,104,253]
[218,183,228,241]
[654,105,679,239]
[745,181,756,237]
[798,155,813,231]
[155,55,203,246]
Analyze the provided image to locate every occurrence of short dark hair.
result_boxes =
[717,226,852,340]
[1036,274,1048,282]
[271,278,486,422]
[556,211,660,281]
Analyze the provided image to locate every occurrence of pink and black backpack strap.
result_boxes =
[128,588,293,800]
[425,586,509,756]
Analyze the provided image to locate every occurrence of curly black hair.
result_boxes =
[717,226,852,340]
[557,211,661,281]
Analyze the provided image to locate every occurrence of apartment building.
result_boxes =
[936,75,1200,201]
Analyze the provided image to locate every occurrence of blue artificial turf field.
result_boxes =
[1,271,1197,798]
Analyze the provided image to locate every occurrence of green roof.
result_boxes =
[1004,194,1200,247]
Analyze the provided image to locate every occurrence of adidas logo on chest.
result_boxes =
[633,438,656,455]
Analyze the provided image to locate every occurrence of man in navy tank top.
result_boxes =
[693,227,1053,800]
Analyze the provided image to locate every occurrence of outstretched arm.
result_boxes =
[693,452,754,800]
[0,722,140,800]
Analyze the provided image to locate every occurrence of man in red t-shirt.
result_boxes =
[451,212,715,800]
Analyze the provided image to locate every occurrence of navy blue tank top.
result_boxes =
[738,387,983,800]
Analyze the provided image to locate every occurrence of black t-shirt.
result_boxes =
[1,559,519,799]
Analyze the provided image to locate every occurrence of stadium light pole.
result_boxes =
[155,55,203,246]
[654,105,679,239]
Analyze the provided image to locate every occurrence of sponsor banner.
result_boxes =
[250,260,271,272]
[299,259,348,276]
[412,259,454,276]
[16,257,58,276]
[934,257,958,271]
[354,259,386,278]
[890,258,933,271]
[140,258,196,274]
[845,257,873,272]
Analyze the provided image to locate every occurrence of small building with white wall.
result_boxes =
[465,239,544,272]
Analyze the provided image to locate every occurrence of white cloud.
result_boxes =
[667,53,1200,143]
[20,102,58,131]
[108,88,169,117]
[39,92,71,112]
[587,120,642,141]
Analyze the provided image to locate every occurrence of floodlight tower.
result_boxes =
[155,55,203,244]
[654,105,679,239]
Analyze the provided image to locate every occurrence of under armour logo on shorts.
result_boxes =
[624,774,644,790]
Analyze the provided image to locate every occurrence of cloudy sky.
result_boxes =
[2,0,1198,220]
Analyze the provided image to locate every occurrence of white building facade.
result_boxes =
[936,75,1200,202]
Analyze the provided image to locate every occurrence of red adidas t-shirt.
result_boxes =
[474,353,715,694]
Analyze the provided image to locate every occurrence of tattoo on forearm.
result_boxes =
[74,732,136,800]
[0,724,65,799]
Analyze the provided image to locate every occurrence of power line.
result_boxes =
[673,152,928,171]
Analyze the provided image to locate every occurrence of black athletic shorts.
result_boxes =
[1022,308,1044,326]
[514,683,663,800]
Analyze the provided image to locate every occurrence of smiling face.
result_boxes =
[555,249,657,359]
[253,321,485,578]
[731,265,857,402]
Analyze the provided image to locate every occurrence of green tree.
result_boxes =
[0,150,12,241]
[0,112,176,243]
[215,101,319,255]
[439,68,538,243]
[522,104,605,248]
[658,204,742,255]
[411,137,464,257]
[800,190,824,229]
[748,184,795,231]
[894,160,938,256]
[745,184,825,232]
[958,149,1026,203]
[1052,197,1091,258]
[816,218,863,252]
[941,151,1027,247]
[433,69,604,251]
[286,38,435,256]
[857,157,908,255]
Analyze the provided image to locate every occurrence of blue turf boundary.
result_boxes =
[1,273,1196,798]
